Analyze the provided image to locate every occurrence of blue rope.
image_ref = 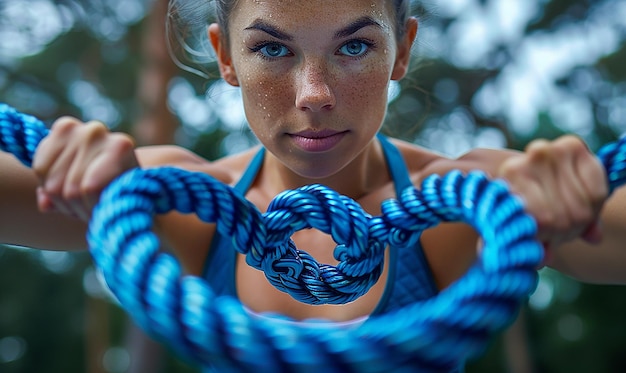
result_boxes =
[2,102,625,371]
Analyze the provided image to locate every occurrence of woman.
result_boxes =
[1,0,625,371]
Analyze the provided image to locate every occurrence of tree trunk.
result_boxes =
[132,0,179,146]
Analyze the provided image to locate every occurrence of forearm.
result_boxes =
[0,152,88,250]
[549,187,626,284]
[0,143,212,251]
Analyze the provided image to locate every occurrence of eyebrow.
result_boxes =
[244,16,382,41]
[334,16,382,39]
[244,20,293,41]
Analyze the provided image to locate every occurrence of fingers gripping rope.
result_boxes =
[2,102,626,371]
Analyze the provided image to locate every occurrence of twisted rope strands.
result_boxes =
[0,104,49,166]
[2,102,626,371]
[597,139,626,193]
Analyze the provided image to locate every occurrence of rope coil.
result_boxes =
[2,102,625,371]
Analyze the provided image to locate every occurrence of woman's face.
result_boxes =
[215,0,413,179]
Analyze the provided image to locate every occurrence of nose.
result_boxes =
[294,60,336,112]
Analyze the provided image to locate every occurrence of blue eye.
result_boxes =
[339,41,370,57]
[258,43,290,58]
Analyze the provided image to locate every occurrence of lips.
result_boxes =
[289,129,347,152]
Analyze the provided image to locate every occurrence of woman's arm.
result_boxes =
[549,187,626,284]
[0,119,215,253]
[0,151,88,250]
[420,136,626,286]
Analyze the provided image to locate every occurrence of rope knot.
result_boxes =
[258,184,385,304]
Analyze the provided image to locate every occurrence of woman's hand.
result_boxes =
[32,117,139,222]
[497,135,609,265]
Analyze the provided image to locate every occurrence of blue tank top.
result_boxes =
[201,135,461,372]
[202,135,439,314]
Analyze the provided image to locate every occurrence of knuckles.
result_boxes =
[33,117,137,212]
[553,135,590,155]
[500,135,605,244]
[49,116,82,134]
[48,117,110,145]
[524,135,589,165]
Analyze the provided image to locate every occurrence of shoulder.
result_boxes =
[389,138,521,183]
[135,144,261,186]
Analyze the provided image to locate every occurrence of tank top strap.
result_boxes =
[234,147,265,193]
[369,134,439,318]
[376,133,412,196]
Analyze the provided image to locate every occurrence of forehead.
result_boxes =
[230,0,395,34]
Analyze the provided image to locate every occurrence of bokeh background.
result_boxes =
[1,0,626,372]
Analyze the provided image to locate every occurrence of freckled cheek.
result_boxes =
[241,72,292,122]
[338,67,391,116]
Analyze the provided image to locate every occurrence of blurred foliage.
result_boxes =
[0,247,90,372]
[1,0,625,372]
